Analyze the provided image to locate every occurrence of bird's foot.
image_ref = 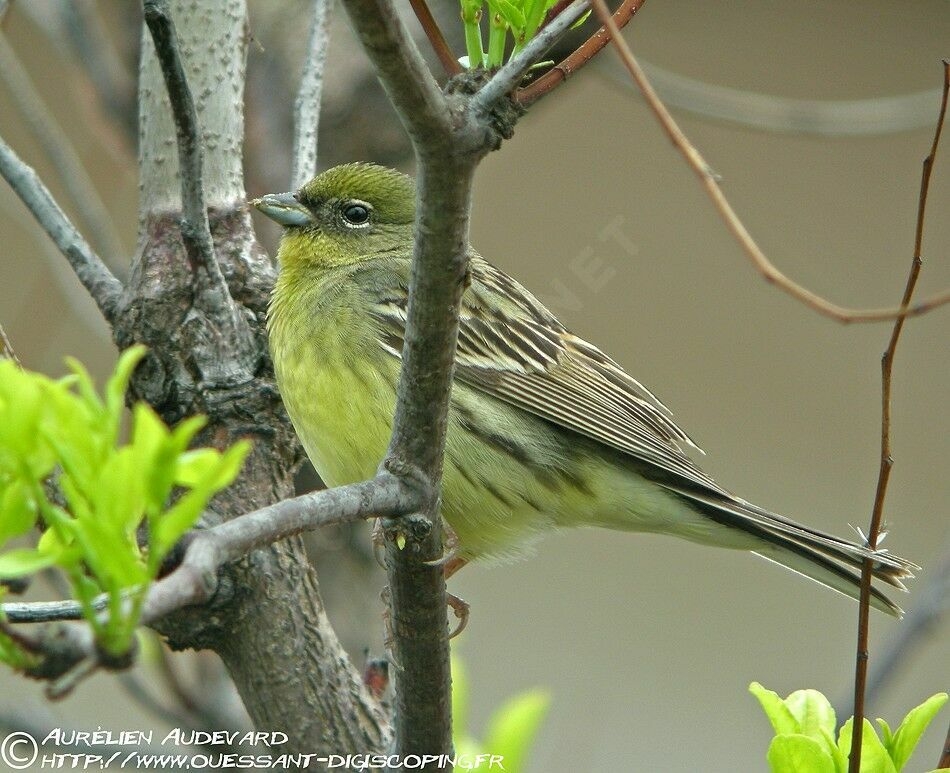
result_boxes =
[371,518,387,570]
[423,518,462,569]
[447,592,470,639]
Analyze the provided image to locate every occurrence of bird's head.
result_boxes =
[251,163,416,269]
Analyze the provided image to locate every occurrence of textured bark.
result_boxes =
[116,0,388,762]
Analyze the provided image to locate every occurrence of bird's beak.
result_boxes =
[250,192,313,227]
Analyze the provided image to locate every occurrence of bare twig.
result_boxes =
[516,0,647,105]
[939,722,950,769]
[3,596,108,623]
[589,0,950,324]
[291,0,333,189]
[56,0,138,143]
[0,136,122,322]
[0,35,126,264]
[142,0,227,291]
[597,57,947,137]
[471,0,589,115]
[0,322,18,364]
[407,0,461,77]
[847,60,950,773]
[837,546,950,718]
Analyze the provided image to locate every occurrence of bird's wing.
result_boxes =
[370,256,727,496]
[367,255,917,597]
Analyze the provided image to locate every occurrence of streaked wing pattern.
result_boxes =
[368,254,917,592]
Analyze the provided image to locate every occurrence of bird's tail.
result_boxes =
[662,485,918,617]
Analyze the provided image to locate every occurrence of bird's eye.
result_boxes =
[342,202,371,226]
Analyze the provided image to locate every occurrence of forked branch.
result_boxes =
[847,60,950,773]
[0,137,123,323]
[590,0,950,323]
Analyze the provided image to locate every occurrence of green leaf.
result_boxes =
[876,718,893,755]
[105,346,147,430]
[482,689,551,773]
[750,682,801,735]
[838,718,897,773]
[0,479,38,545]
[0,547,59,578]
[487,0,525,32]
[767,734,836,773]
[820,727,848,773]
[785,689,837,742]
[887,693,948,771]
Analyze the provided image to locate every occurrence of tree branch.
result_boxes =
[471,0,590,115]
[1,473,417,704]
[339,0,515,762]
[291,0,333,190]
[589,0,950,324]
[847,59,950,773]
[142,0,228,291]
[0,136,123,323]
[836,546,950,719]
[3,475,416,626]
[0,34,126,265]
[407,0,462,77]
[341,0,453,155]
[516,0,647,105]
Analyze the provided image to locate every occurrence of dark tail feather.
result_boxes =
[663,485,918,617]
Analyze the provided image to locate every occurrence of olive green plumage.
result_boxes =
[255,163,915,615]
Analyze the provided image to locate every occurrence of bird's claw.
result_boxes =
[371,519,387,570]
[423,518,461,568]
[447,592,470,639]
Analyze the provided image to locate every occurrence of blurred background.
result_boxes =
[0,0,947,770]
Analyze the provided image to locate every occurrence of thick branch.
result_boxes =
[291,0,333,189]
[847,60,949,773]
[0,136,122,322]
[590,0,950,323]
[142,0,227,290]
[340,0,508,762]
[341,0,453,155]
[3,475,415,626]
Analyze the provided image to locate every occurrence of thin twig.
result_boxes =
[407,0,461,77]
[471,0,589,115]
[938,721,950,769]
[516,0,647,105]
[57,0,138,143]
[142,0,227,291]
[2,596,109,623]
[0,136,122,322]
[0,35,126,265]
[836,546,950,718]
[291,0,333,190]
[847,60,950,773]
[0,322,18,364]
[589,0,950,324]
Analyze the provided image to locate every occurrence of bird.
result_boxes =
[254,162,915,618]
